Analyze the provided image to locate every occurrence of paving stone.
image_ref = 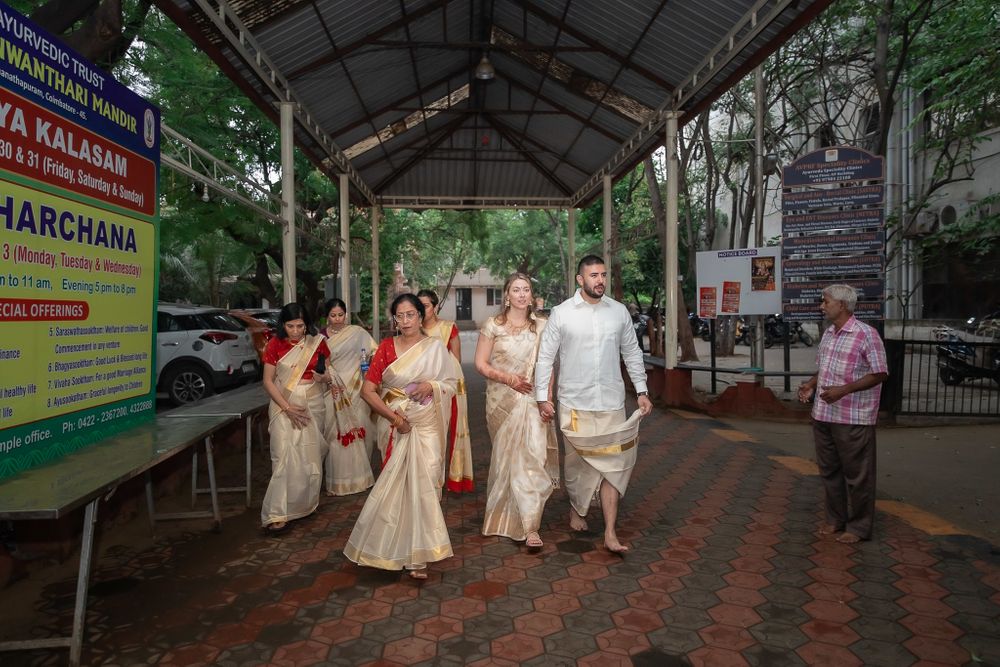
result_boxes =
[743,644,808,666]
[485,595,534,618]
[849,614,911,643]
[505,578,553,599]
[361,616,414,642]
[659,604,714,631]
[542,629,598,659]
[760,584,812,608]
[645,625,705,655]
[755,602,811,626]
[749,620,808,650]
[462,612,514,640]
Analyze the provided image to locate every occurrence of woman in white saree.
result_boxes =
[474,274,559,549]
[344,294,458,578]
[417,289,474,493]
[261,303,331,534]
[320,298,376,495]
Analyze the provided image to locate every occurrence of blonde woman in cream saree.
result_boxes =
[474,274,558,549]
[321,298,376,495]
[344,294,458,579]
[261,303,331,534]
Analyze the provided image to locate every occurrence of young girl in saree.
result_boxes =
[474,274,559,549]
[320,298,376,495]
[344,294,458,578]
[260,303,332,534]
[417,289,474,493]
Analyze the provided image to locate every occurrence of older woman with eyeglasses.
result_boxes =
[343,293,458,579]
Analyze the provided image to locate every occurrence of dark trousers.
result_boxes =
[812,420,877,540]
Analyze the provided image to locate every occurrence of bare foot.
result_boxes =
[525,532,543,549]
[818,524,842,535]
[836,532,862,544]
[407,569,428,580]
[605,536,630,554]
[569,511,588,532]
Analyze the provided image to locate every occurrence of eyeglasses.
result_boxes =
[393,311,420,322]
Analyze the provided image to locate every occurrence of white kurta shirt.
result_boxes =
[534,290,648,411]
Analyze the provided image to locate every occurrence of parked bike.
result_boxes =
[936,334,1000,386]
[688,313,711,341]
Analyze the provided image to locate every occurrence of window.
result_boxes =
[486,288,502,306]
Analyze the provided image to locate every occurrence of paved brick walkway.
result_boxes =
[7,368,1000,666]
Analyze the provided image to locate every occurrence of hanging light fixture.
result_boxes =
[474,53,495,80]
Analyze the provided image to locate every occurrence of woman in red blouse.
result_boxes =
[343,294,458,578]
[260,302,333,534]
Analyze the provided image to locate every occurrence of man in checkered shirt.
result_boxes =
[797,284,888,544]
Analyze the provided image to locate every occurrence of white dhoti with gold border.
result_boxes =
[559,405,642,517]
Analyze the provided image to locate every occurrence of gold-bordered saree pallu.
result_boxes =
[326,325,378,458]
[430,320,474,493]
[482,320,559,540]
[261,335,326,527]
[323,326,376,495]
[559,406,643,518]
[344,337,457,571]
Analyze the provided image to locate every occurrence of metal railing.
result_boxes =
[885,339,1000,417]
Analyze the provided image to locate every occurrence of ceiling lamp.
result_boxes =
[475,54,495,81]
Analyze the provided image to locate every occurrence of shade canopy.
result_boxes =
[155,0,834,208]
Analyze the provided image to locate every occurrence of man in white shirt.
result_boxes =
[535,255,653,553]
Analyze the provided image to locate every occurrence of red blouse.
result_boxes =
[262,337,331,380]
[365,337,398,385]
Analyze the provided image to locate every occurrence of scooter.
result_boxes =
[936,339,1000,386]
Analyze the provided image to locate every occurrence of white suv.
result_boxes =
[157,302,260,405]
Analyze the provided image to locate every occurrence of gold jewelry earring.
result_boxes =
[504,298,510,308]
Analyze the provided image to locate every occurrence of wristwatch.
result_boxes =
[637,391,648,397]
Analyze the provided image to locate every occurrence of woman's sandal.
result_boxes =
[525,532,543,549]
[265,521,290,535]
[407,569,428,580]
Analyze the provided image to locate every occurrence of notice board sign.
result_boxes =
[781,146,885,321]
[0,2,160,480]
[696,247,782,317]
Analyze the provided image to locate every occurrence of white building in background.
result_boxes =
[434,267,504,328]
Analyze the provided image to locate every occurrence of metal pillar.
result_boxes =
[371,206,381,342]
[280,102,296,304]
[665,112,679,369]
[567,208,576,296]
[340,173,351,309]
[602,175,612,288]
[752,65,766,382]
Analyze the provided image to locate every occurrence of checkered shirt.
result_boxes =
[812,316,888,426]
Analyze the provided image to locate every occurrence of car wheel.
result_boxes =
[165,363,213,405]
[938,368,964,386]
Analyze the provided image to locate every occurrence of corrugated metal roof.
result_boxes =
[154,0,836,207]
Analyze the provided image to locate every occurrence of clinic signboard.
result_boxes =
[0,2,160,479]
[780,147,885,321]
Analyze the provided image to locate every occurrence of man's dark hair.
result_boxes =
[577,255,605,276]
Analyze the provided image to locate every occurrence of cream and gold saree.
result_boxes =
[323,325,377,495]
[343,337,457,571]
[429,320,474,492]
[481,318,559,540]
[261,335,326,527]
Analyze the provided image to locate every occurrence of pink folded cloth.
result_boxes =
[405,383,433,405]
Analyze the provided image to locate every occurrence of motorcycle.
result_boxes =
[936,336,1000,386]
[688,313,711,341]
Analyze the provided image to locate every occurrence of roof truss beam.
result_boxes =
[287,0,457,80]
[571,0,803,206]
[508,0,675,93]
[183,0,375,203]
[483,113,573,195]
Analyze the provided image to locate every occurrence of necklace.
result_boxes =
[505,318,529,335]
